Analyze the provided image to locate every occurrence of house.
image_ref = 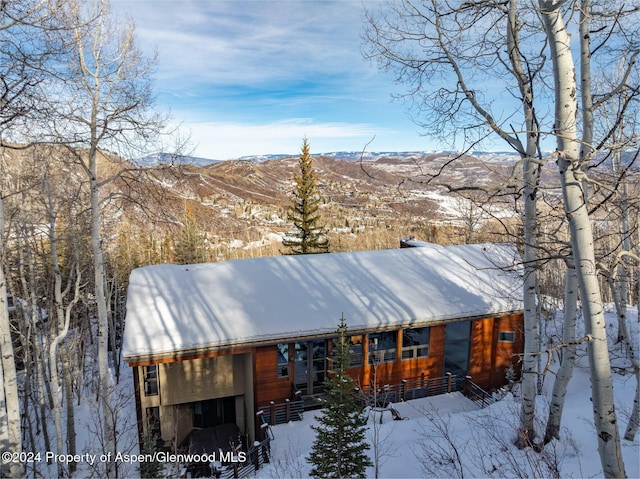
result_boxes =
[122,242,524,450]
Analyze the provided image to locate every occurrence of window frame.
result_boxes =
[401,326,430,360]
[276,343,290,378]
[143,364,158,396]
[367,330,398,365]
[145,406,161,437]
[498,331,516,343]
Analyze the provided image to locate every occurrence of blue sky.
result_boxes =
[112,0,437,160]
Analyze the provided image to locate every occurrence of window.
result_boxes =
[402,327,430,360]
[444,321,471,376]
[498,331,515,343]
[193,397,236,428]
[146,406,161,437]
[143,365,158,396]
[368,331,398,365]
[277,343,290,378]
[331,335,364,368]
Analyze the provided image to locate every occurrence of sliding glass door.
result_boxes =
[444,321,471,377]
[293,340,327,396]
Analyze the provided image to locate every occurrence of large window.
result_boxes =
[294,340,327,396]
[402,327,430,360]
[331,335,364,368]
[193,397,236,428]
[277,343,290,378]
[444,321,471,376]
[143,365,158,396]
[368,331,398,365]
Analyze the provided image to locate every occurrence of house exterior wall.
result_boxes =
[131,313,523,448]
[135,353,255,447]
[355,325,447,390]
[250,313,523,408]
[468,314,523,390]
[160,355,244,405]
[254,346,293,406]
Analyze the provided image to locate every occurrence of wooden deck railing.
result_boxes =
[358,373,496,409]
[255,374,496,431]
[213,435,271,479]
[460,376,496,408]
[256,398,305,426]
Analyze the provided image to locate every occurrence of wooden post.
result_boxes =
[270,401,276,426]
[401,379,407,401]
[252,441,260,471]
[446,372,453,394]
[256,410,264,440]
[262,437,271,464]
[285,398,290,423]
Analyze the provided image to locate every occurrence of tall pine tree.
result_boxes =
[174,202,208,264]
[307,315,372,478]
[282,138,330,254]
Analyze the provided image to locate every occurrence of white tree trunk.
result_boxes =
[624,368,639,440]
[545,266,578,443]
[518,158,539,447]
[0,196,23,478]
[504,0,541,446]
[606,268,640,441]
[612,151,631,342]
[89,159,115,476]
[47,188,82,477]
[539,2,626,476]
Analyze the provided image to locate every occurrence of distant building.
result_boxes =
[123,243,524,450]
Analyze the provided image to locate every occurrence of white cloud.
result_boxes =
[116,0,369,88]
[112,1,433,159]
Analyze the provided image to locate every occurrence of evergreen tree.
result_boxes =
[175,202,208,264]
[282,138,330,254]
[307,315,372,478]
[138,433,163,479]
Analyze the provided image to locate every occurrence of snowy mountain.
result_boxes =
[134,152,223,167]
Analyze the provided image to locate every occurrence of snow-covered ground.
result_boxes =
[262,371,638,478]
[261,306,640,479]
[25,306,639,478]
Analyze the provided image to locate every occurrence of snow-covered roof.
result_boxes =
[122,243,523,361]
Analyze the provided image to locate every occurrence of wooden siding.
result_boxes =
[254,345,293,406]
[131,312,523,448]
[250,314,523,408]
[468,314,523,390]
[352,325,446,390]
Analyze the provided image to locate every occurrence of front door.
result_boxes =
[444,320,471,377]
[293,340,327,396]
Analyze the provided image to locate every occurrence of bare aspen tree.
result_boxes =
[39,165,84,478]
[364,0,545,445]
[0,1,64,476]
[365,2,638,467]
[43,1,166,474]
[544,265,578,443]
[539,0,626,475]
[0,195,22,479]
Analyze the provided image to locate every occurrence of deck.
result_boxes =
[256,374,497,427]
